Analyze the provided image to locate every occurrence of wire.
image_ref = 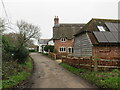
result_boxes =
[1,0,10,24]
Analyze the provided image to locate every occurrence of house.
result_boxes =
[73,18,120,60]
[26,40,39,52]
[38,39,49,53]
[53,16,85,58]
[27,45,38,52]
[47,39,54,46]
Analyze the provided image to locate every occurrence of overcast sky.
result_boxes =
[0,0,119,39]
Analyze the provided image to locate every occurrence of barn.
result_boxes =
[73,18,120,60]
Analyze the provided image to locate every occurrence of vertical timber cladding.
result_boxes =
[73,32,93,57]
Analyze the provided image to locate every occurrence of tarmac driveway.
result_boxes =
[29,53,98,88]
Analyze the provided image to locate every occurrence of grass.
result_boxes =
[60,63,120,89]
[2,57,33,89]
[2,72,30,88]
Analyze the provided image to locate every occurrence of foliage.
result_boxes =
[29,49,36,52]
[42,53,48,56]
[60,63,87,75]
[2,35,29,63]
[60,63,120,89]
[2,71,30,88]
[44,45,54,52]
[2,35,15,61]
[13,46,29,63]
[0,18,6,33]
[2,57,33,88]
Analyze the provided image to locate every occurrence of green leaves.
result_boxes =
[13,46,29,63]
[44,45,54,52]
[2,57,32,88]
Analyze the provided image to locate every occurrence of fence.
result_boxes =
[49,52,68,59]
[62,56,120,71]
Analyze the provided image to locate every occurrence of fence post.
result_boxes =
[90,56,92,72]
[54,53,56,60]
[94,58,98,72]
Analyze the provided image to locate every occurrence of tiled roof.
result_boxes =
[75,18,120,45]
[38,39,49,44]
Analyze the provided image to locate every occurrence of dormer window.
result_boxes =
[61,38,66,42]
[97,26,106,31]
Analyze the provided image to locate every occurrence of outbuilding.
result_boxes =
[73,18,120,60]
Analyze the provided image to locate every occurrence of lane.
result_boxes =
[30,53,97,88]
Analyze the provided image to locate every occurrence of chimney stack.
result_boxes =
[54,16,59,25]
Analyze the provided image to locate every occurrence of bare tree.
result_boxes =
[16,20,41,46]
[0,18,6,34]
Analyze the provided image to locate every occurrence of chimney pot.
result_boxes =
[54,16,59,25]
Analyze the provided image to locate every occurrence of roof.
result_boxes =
[53,23,85,40]
[38,39,49,44]
[75,18,120,45]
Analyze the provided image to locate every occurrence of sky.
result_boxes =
[0,0,119,39]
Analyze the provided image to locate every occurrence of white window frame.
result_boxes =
[61,38,66,42]
[68,47,73,53]
[97,26,106,31]
[59,47,66,52]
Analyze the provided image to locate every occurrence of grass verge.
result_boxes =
[60,63,120,89]
[2,57,33,89]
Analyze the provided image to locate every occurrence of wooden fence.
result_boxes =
[62,56,120,71]
[49,52,68,59]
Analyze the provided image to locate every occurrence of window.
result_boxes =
[61,38,66,42]
[68,47,73,53]
[97,26,106,31]
[59,47,66,52]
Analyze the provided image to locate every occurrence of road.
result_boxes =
[29,53,97,88]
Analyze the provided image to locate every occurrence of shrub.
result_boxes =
[2,36,15,61]
[44,45,54,52]
[2,35,29,63]
[29,49,36,52]
[13,46,29,63]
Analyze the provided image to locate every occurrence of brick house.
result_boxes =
[53,16,85,58]
[73,18,120,60]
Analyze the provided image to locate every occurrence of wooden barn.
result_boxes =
[73,18,120,60]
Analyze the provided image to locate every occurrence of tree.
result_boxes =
[0,18,6,34]
[16,20,41,46]
[2,35,15,61]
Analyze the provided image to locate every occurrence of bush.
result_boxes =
[2,36,15,61]
[2,35,30,64]
[29,49,36,52]
[2,57,33,88]
[44,45,54,52]
[13,46,29,63]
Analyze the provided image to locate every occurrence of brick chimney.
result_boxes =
[54,16,59,25]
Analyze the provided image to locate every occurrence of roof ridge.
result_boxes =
[92,18,120,21]
[59,23,86,24]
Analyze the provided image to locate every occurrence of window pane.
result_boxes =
[72,48,73,53]
[61,38,66,42]
[68,48,70,53]
[62,48,63,51]
[63,48,65,51]
[59,48,61,51]
[97,26,106,31]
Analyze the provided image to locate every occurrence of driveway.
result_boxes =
[29,53,97,88]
